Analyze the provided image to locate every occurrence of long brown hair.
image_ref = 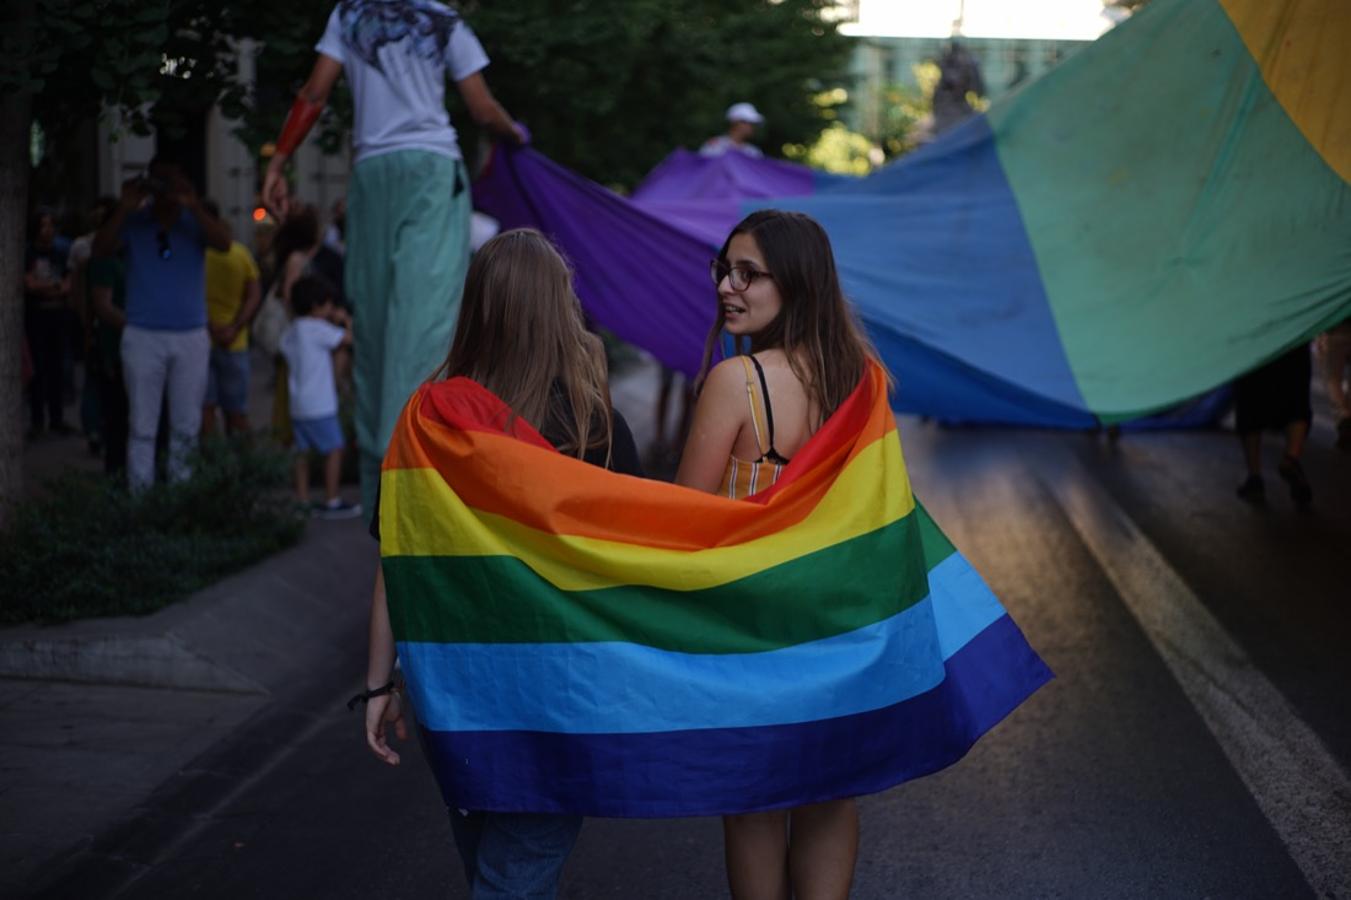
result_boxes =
[272,204,320,269]
[434,228,612,459]
[698,209,885,424]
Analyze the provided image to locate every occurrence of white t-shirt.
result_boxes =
[280,317,348,420]
[67,234,94,271]
[699,135,764,158]
[316,0,490,163]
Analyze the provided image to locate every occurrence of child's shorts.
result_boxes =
[292,415,345,454]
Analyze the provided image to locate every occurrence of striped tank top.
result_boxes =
[719,355,792,499]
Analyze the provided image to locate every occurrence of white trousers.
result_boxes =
[121,325,210,492]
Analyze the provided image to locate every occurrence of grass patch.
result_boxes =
[0,437,304,625]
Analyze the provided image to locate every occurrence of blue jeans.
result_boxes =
[449,809,583,899]
[205,346,251,414]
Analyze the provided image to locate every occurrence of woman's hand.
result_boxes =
[365,688,408,766]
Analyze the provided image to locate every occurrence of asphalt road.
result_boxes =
[36,408,1350,900]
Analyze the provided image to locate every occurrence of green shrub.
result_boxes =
[0,436,304,625]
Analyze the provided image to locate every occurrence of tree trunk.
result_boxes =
[0,90,32,530]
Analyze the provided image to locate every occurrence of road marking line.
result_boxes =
[1037,446,1351,899]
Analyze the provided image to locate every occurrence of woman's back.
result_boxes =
[727,349,816,463]
[678,348,820,497]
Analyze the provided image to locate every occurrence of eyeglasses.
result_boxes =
[710,259,772,292]
[156,230,172,260]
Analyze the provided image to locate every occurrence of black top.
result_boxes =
[369,393,643,541]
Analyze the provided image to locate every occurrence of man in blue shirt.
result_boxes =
[93,156,232,491]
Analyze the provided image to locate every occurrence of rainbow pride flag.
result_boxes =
[379,363,1051,817]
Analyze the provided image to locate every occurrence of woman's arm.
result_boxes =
[364,567,407,766]
[279,252,308,309]
[674,358,746,493]
[90,284,126,330]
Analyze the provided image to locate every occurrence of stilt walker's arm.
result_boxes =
[262,54,343,217]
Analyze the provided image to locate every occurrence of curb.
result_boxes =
[0,515,377,696]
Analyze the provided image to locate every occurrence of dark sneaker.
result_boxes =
[1236,474,1265,501]
[1277,456,1313,507]
[315,498,363,520]
[1337,417,1351,452]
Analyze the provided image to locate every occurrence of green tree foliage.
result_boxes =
[785,122,875,175]
[875,61,939,158]
[454,0,852,189]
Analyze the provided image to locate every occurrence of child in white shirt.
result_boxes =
[279,275,359,518]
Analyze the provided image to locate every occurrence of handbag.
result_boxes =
[252,284,289,356]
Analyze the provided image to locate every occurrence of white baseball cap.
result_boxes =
[726,102,765,124]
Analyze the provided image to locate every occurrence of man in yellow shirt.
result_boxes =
[202,200,262,435]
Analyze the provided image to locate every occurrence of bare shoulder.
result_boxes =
[703,357,750,396]
[686,358,748,422]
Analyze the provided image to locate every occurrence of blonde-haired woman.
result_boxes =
[360,229,642,898]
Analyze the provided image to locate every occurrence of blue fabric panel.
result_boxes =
[414,613,1053,818]
[750,115,1091,421]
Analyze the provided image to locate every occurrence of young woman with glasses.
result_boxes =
[676,209,884,899]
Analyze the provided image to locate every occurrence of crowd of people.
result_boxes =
[21,162,360,518]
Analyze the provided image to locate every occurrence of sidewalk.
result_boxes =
[3,351,371,896]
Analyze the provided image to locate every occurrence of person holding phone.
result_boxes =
[92,156,232,491]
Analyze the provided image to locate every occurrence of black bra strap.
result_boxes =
[747,355,791,465]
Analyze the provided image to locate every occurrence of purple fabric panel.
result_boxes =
[631,199,745,246]
[631,148,817,203]
[473,146,718,375]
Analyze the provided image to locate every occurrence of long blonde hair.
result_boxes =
[435,229,612,458]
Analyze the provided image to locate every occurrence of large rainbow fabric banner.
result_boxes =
[475,0,1351,428]
[379,363,1051,817]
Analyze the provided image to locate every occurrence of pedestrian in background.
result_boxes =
[202,199,263,437]
[259,205,323,447]
[23,209,72,440]
[676,210,884,900]
[92,155,232,491]
[1234,343,1314,506]
[701,102,766,158]
[262,0,526,518]
[361,229,642,899]
[1318,316,1351,451]
[88,250,130,475]
[68,197,119,454]
[279,275,359,518]
[312,195,347,308]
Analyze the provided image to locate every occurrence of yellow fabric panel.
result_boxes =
[1219,0,1351,183]
[382,433,915,592]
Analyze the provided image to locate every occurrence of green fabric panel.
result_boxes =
[384,511,956,654]
[916,501,955,568]
[988,0,1351,418]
